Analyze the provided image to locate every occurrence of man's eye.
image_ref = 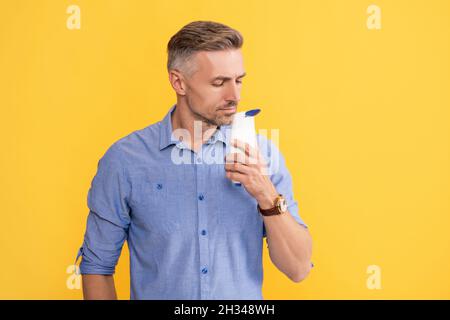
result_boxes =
[236,80,243,84]
[212,82,224,87]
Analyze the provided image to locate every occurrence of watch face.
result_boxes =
[278,198,288,212]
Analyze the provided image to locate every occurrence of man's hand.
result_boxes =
[225,139,278,209]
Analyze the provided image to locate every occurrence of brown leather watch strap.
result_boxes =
[257,195,284,216]
[257,204,281,216]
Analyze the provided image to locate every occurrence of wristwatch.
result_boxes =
[257,194,288,216]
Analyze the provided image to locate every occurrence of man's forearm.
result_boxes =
[82,274,118,300]
[263,210,313,282]
[222,140,313,282]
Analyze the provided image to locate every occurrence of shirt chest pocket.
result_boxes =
[130,168,190,235]
[217,180,260,233]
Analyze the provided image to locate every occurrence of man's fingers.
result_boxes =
[225,152,258,165]
[231,139,260,160]
[225,161,253,175]
[225,170,247,183]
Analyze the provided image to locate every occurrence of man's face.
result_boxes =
[182,49,246,126]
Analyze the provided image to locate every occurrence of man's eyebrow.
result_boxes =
[211,72,247,81]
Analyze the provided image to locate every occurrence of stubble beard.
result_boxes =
[188,102,235,128]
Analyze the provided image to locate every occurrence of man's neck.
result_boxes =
[171,101,218,153]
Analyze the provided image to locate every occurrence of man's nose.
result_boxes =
[225,82,241,102]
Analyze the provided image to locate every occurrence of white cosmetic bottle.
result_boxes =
[229,109,261,185]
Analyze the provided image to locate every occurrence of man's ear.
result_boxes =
[168,69,187,96]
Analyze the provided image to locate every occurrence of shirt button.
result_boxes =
[201,230,207,236]
[198,194,204,201]
[201,267,208,274]
[156,183,163,190]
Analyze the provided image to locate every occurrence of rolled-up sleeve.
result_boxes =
[259,136,308,238]
[75,144,131,275]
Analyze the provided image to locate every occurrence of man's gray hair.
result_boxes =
[167,21,244,77]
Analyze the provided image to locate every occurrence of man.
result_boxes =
[75,21,313,300]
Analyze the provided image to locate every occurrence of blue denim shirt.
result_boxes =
[75,105,309,299]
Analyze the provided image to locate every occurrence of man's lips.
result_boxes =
[219,106,237,112]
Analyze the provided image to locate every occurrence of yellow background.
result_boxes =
[1,0,449,299]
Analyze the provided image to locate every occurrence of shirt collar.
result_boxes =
[159,104,230,151]
[206,123,229,146]
[159,104,178,151]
